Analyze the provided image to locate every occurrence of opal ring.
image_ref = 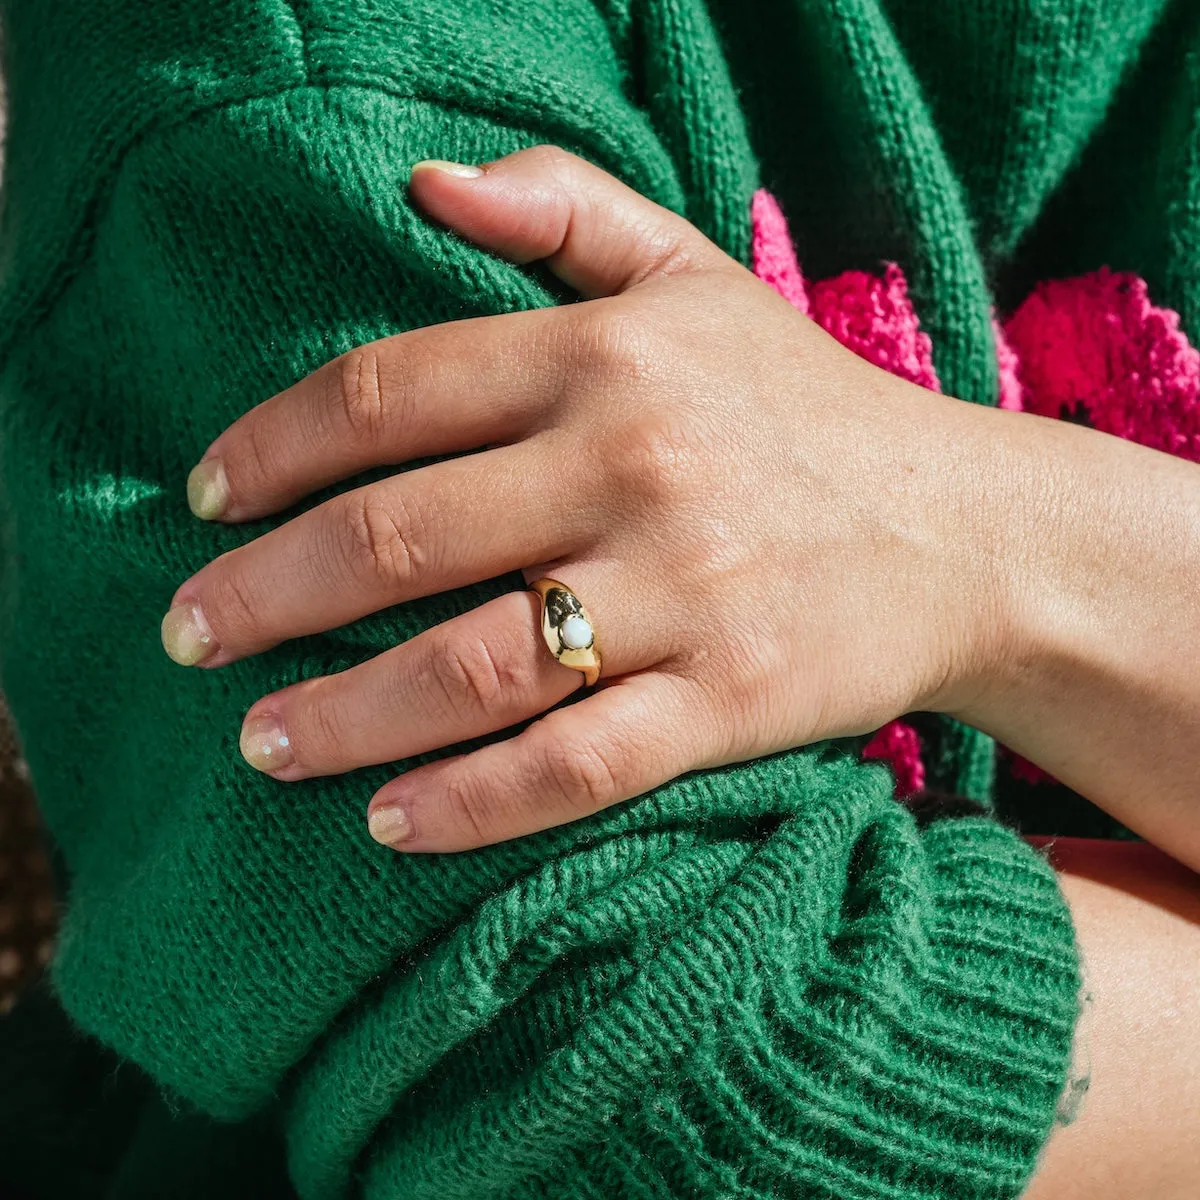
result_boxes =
[529,577,602,686]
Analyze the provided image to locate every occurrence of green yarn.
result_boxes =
[23,0,1200,1195]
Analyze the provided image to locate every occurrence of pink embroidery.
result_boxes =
[863,720,926,798]
[750,189,809,316]
[751,189,938,392]
[809,267,940,392]
[993,318,1025,412]
[1003,268,1200,461]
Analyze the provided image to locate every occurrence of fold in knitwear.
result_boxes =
[6,0,1197,1196]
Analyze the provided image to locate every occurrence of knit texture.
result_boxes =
[1005,268,1200,459]
[14,0,1200,1195]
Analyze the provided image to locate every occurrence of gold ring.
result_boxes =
[529,577,602,686]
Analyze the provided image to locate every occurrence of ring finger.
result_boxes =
[237,565,674,780]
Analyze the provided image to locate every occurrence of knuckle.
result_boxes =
[575,308,661,383]
[537,735,621,813]
[719,623,786,726]
[342,491,424,587]
[525,143,576,176]
[430,634,511,720]
[638,234,693,284]
[441,773,494,846]
[605,414,703,506]
[331,347,390,445]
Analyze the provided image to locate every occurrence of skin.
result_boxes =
[160,147,1200,1187]
[163,146,1200,865]
[1020,839,1200,1199]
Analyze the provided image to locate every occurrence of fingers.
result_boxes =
[169,144,739,843]
[188,306,568,522]
[364,669,719,853]
[162,442,583,667]
[407,145,728,299]
[237,565,681,781]
[237,592,577,779]
[189,145,729,528]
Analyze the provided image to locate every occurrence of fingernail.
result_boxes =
[186,458,230,520]
[160,603,218,666]
[368,804,415,847]
[411,159,484,179]
[239,714,294,773]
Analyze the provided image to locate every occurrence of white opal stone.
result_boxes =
[559,615,593,650]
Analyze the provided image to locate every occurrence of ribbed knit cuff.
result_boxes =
[280,751,1080,1200]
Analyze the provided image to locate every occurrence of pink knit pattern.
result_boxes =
[751,191,939,390]
[993,318,1025,412]
[808,267,940,390]
[1003,268,1200,461]
[862,720,927,798]
[750,189,809,316]
[750,189,927,797]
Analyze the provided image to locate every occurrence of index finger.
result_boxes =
[187,305,568,523]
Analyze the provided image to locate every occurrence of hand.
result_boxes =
[162,146,999,851]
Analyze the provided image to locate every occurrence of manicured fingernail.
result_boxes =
[368,804,415,847]
[160,603,217,666]
[411,159,484,179]
[186,458,230,520]
[239,715,294,773]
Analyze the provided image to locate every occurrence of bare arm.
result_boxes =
[1022,838,1200,1199]
[949,409,1200,871]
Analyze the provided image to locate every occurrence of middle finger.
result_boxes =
[238,590,577,779]
[237,562,672,780]
[161,440,586,667]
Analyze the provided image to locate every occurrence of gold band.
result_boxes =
[529,577,602,686]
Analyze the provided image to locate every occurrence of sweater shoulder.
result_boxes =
[0,0,640,358]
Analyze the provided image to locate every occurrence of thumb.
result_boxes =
[407,145,726,299]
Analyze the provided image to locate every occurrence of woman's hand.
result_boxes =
[161,145,1004,851]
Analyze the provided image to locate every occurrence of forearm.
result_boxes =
[949,403,1200,868]
[1022,838,1200,1200]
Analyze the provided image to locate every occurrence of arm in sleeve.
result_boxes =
[0,3,1081,1196]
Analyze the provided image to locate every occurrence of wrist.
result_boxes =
[932,402,1200,748]
[904,395,1029,724]
[925,403,1085,733]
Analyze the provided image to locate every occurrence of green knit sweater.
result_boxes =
[6,0,1197,1196]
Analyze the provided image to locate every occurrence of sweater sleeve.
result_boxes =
[0,3,1081,1198]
